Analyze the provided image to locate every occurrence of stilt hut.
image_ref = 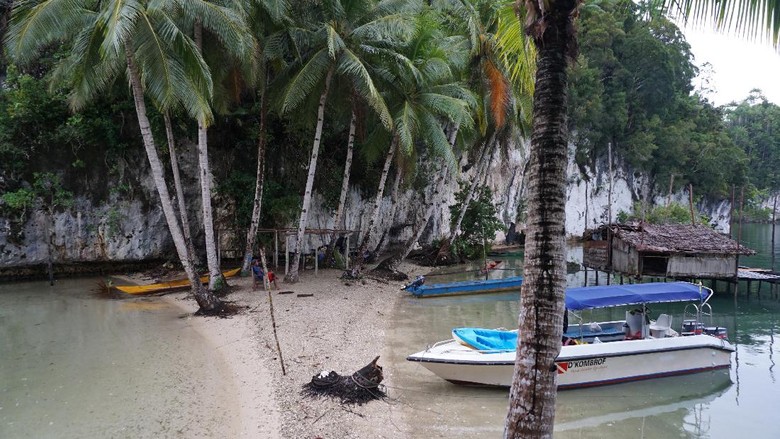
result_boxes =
[583,223,755,279]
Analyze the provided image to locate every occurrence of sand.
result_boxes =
[162,262,429,438]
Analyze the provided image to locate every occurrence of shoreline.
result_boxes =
[161,262,428,438]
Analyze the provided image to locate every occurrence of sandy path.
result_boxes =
[162,262,427,438]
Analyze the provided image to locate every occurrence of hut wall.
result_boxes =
[611,237,640,276]
[666,255,737,278]
[583,240,609,270]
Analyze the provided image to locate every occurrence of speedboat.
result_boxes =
[407,282,735,389]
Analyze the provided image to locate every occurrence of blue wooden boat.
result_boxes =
[403,275,523,298]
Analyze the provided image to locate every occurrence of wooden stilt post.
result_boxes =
[274,231,279,268]
[346,235,351,269]
[285,235,290,275]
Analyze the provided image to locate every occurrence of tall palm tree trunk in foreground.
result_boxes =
[164,112,198,267]
[241,83,269,276]
[194,22,224,291]
[285,67,335,283]
[126,48,220,312]
[503,1,575,437]
[197,122,224,291]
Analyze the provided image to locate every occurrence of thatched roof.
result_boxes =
[602,223,755,255]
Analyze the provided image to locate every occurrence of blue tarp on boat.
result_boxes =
[452,328,517,351]
[565,282,711,311]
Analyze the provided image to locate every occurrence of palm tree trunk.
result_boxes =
[163,111,198,267]
[449,134,494,245]
[376,164,448,273]
[193,21,224,291]
[504,1,575,437]
[197,122,224,291]
[324,107,358,266]
[125,47,220,312]
[241,77,269,276]
[285,67,335,283]
[354,136,397,269]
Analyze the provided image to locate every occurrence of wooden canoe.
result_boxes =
[114,267,241,295]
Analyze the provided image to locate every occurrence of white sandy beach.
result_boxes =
[163,262,429,438]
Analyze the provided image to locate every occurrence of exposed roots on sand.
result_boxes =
[302,356,386,405]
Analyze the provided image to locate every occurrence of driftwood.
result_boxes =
[302,356,386,405]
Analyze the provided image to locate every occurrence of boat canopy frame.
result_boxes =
[564,282,712,312]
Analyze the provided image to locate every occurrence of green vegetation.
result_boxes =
[449,184,505,260]
[616,201,710,225]
[568,0,747,198]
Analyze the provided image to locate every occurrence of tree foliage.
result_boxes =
[723,91,780,193]
[569,0,747,198]
[449,183,504,259]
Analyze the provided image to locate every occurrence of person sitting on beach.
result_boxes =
[252,259,264,290]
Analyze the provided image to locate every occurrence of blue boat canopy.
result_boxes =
[565,282,711,311]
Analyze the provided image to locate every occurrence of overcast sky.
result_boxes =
[682,25,780,106]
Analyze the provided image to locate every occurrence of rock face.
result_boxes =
[0,139,736,270]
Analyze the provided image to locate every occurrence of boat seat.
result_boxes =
[564,326,624,340]
[649,314,673,338]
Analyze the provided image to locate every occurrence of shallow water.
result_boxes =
[388,232,780,438]
[0,279,239,439]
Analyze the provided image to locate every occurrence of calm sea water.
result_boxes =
[0,278,239,438]
[388,223,780,438]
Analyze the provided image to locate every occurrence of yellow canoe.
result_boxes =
[114,268,241,295]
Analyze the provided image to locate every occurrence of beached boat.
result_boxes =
[114,268,241,295]
[407,282,735,389]
[403,275,523,298]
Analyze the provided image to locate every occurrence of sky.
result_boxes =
[681,25,780,106]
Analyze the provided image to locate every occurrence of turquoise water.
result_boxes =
[0,279,238,438]
[390,224,780,438]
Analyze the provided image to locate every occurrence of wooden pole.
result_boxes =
[772,194,777,273]
[735,186,745,296]
[274,231,279,268]
[346,235,351,269]
[608,141,613,224]
[688,183,696,225]
[285,235,290,275]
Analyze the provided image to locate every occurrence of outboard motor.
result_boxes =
[404,275,425,290]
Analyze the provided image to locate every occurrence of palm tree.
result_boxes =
[354,8,475,271]
[434,0,534,246]
[239,0,291,276]
[7,0,222,312]
[279,0,418,282]
[164,0,253,291]
[504,0,780,437]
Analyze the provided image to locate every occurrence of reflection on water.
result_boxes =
[0,279,238,439]
[389,232,780,438]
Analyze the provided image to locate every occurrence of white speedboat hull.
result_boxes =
[407,334,734,389]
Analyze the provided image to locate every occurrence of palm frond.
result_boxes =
[166,0,252,59]
[396,102,418,155]
[656,0,780,48]
[100,0,143,57]
[62,21,123,111]
[338,49,393,129]
[325,23,346,59]
[281,48,332,114]
[7,0,95,64]
[419,110,457,169]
